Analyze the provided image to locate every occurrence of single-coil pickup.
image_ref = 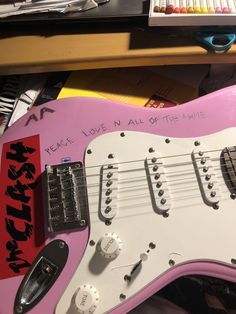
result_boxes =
[145,157,171,213]
[100,164,119,220]
[192,149,220,205]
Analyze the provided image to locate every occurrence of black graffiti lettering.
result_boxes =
[40,107,55,120]
[8,163,36,180]
[6,240,24,262]
[9,261,31,273]
[7,179,38,203]
[7,180,31,203]
[6,142,36,163]
[7,204,32,222]
[25,114,38,126]
[5,219,33,241]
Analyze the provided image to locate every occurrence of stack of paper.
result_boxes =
[0,0,98,18]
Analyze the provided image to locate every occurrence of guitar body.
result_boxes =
[1,86,236,314]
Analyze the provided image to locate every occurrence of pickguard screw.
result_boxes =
[120,132,125,137]
[15,306,23,313]
[120,293,126,300]
[194,141,200,146]
[105,220,112,226]
[89,240,96,246]
[87,149,92,154]
[231,258,236,265]
[163,211,169,218]
[149,147,155,153]
[152,157,157,163]
[213,203,219,210]
[124,275,131,281]
[165,138,170,144]
[80,220,86,226]
[58,241,65,249]
[169,259,175,266]
[108,154,114,159]
[231,193,236,199]
[149,242,156,249]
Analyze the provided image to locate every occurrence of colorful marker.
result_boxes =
[214,0,222,12]
[174,0,181,12]
[166,0,175,13]
[180,0,187,12]
[221,0,230,12]
[200,0,208,12]
[227,0,236,12]
[160,0,167,12]
[207,0,215,12]
[153,0,161,12]
[187,0,194,12]
[194,0,201,12]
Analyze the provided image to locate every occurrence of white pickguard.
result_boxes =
[56,129,236,314]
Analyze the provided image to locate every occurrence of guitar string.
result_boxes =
[48,150,236,206]
[54,147,231,175]
[56,161,235,193]
[54,150,235,187]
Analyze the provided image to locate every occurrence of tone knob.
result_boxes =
[75,284,99,314]
[97,232,122,259]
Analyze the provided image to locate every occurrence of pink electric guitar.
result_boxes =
[1,86,236,314]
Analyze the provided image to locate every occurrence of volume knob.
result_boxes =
[75,284,99,314]
[97,232,122,260]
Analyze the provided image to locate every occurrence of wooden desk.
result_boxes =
[1,25,236,75]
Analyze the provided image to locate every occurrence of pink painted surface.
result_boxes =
[1,85,236,313]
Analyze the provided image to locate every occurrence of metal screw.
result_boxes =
[80,220,86,227]
[58,241,65,249]
[161,198,166,205]
[169,259,175,266]
[155,173,161,180]
[149,147,155,153]
[198,151,204,156]
[15,306,23,313]
[107,172,113,179]
[203,166,208,172]
[165,138,170,144]
[231,258,236,265]
[194,141,200,146]
[158,190,164,196]
[89,240,96,246]
[106,180,113,187]
[205,174,211,181]
[201,157,206,164]
[153,165,158,172]
[120,132,125,137]
[105,206,112,213]
[105,220,112,226]
[149,242,156,249]
[231,193,236,199]
[210,191,216,197]
[124,275,131,281]
[208,182,214,189]
[156,181,162,188]
[163,211,169,218]
[108,154,114,159]
[213,203,219,210]
[120,293,126,300]
[105,189,112,196]
[105,197,112,204]
[87,149,92,154]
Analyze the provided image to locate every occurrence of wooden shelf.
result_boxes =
[1,26,236,75]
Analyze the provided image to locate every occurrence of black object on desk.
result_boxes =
[0,0,149,25]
